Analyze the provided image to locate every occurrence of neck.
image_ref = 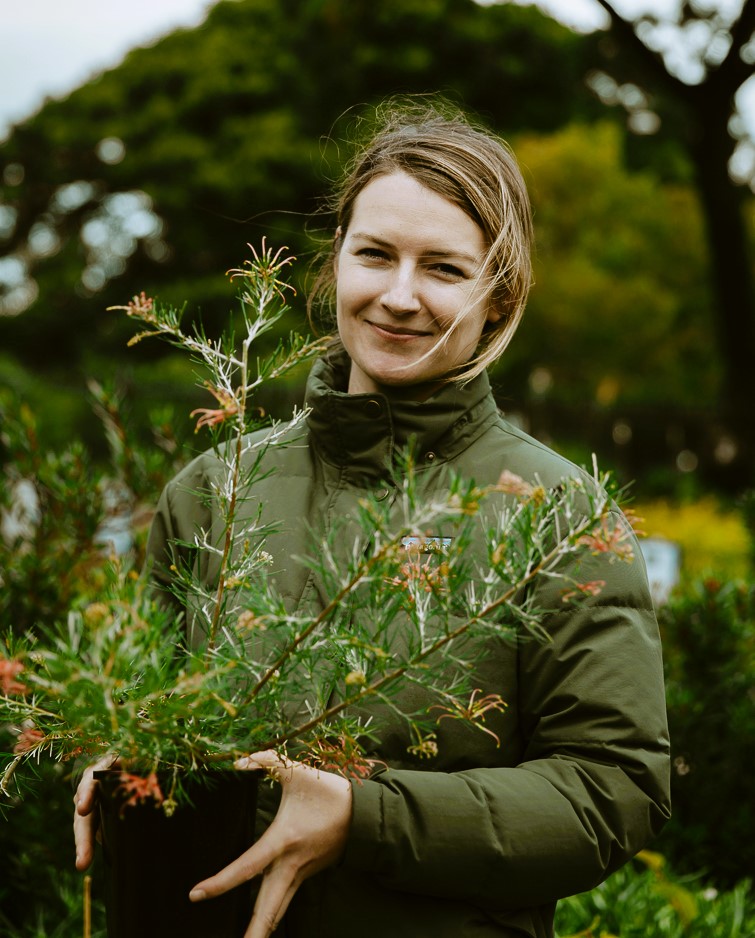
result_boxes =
[347,364,451,403]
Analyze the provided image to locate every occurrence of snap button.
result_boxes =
[425,451,436,462]
[363,399,383,419]
[375,488,390,501]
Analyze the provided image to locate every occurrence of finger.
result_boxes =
[245,870,300,938]
[191,752,293,903]
[73,807,98,871]
[190,827,284,902]
[235,750,293,781]
[73,754,118,870]
[74,776,97,818]
[75,753,119,816]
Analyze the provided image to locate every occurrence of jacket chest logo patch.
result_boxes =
[400,535,453,554]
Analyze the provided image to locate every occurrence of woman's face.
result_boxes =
[335,171,498,398]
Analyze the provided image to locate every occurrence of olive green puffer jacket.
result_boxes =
[147,351,671,938]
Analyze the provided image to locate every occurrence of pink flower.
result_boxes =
[226,240,297,303]
[61,746,84,763]
[0,657,27,696]
[116,772,164,813]
[578,517,634,562]
[622,507,646,538]
[190,383,239,432]
[13,726,45,754]
[407,734,439,759]
[108,291,154,317]
[432,689,507,747]
[387,556,449,598]
[304,736,385,782]
[561,580,607,603]
[495,470,535,498]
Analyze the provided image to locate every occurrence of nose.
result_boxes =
[380,263,422,315]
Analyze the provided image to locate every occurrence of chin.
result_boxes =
[372,371,428,390]
[369,359,438,387]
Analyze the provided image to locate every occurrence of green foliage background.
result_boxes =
[2,0,751,492]
[1,0,754,932]
[1,385,753,938]
[0,0,601,370]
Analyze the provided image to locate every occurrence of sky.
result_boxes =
[0,0,216,139]
[0,0,752,142]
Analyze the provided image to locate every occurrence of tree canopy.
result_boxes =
[587,0,755,482]
[0,0,751,490]
[0,0,600,368]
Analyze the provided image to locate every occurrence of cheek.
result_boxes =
[444,306,491,357]
[336,265,376,315]
[434,288,486,332]
[335,271,361,339]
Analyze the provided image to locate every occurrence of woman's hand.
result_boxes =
[73,753,120,871]
[189,750,353,938]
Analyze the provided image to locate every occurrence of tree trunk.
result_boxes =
[690,93,755,486]
[593,0,755,487]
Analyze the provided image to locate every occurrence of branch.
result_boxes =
[596,0,754,106]
[712,0,755,98]
[258,508,607,752]
[593,0,693,99]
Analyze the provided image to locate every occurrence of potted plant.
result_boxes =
[0,243,636,937]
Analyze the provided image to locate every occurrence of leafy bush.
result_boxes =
[0,761,104,936]
[636,497,750,579]
[3,845,752,938]
[0,387,179,933]
[632,494,754,886]
[657,577,755,888]
[3,251,642,818]
[739,488,755,571]
[555,852,754,937]
[0,384,181,636]
[2,260,753,929]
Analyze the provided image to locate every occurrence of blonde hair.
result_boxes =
[308,98,534,383]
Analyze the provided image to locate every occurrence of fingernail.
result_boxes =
[234,756,250,769]
[189,888,206,902]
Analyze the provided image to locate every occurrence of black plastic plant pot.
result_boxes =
[94,769,258,938]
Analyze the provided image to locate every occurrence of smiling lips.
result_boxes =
[367,320,433,338]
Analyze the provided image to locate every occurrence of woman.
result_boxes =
[75,101,670,938]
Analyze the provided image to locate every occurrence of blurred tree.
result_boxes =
[586,0,755,484]
[502,121,714,408]
[3,0,745,491]
[0,0,600,379]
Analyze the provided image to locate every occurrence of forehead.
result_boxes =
[347,171,486,255]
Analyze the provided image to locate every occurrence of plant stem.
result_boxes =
[0,754,23,798]
[206,323,252,653]
[83,875,92,938]
[260,514,597,750]
[245,538,402,701]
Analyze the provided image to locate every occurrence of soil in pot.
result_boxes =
[94,769,258,938]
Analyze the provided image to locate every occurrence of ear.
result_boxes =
[485,305,503,325]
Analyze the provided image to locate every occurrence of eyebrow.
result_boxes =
[348,232,481,266]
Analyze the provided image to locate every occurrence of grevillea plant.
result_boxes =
[0,243,637,813]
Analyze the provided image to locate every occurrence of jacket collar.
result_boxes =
[304,349,499,484]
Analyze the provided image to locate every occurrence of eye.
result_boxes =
[355,247,389,261]
[430,262,467,281]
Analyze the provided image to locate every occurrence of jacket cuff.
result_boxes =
[343,777,383,871]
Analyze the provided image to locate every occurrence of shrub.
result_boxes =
[4,846,752,938]
[0,384,180,636]
[636,497,750,579]
[555,852,754,937]
[0,387,179,934]
[656,577,755,888]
